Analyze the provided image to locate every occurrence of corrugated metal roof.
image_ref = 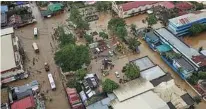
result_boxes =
[1,34,16,72]
[1,27,14,36]
[120,1,158,11]
[11,96,35,109]
[140,66,166,81]
[131,56,155,71]
[111,91,169,109]
[113,78,154,102]
[1,5,8,13]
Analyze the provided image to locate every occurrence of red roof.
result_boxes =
[192,55,206,67]
[120,1,158,11]
[159,1,175,9]
[66,87,83,109]
[11,96,35,109]
[175,2,193,11]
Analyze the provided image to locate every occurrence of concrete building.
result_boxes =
[1,27,25,84]
[154,28,200,70]
[168,10,206,36]
[112,1,174,18]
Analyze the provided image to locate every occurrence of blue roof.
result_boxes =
[1,5,8,13]
[16,1,25,5]
[156,44,172,53]
[145,31,159,43]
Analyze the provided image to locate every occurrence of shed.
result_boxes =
[156,44,172,53]
[1,5,8,13]
[48,3,63,12]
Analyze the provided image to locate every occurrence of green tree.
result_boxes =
[95,1,111,12]
[56,26,76,47]
[84,34,93,44]
[128,38,141,52]
[54,44,91,72]
[99,32,109,40]
[102,79,119,93]
[123,63,140,80]
[115,26,128,39]
[108,18,126,33]
[67,78,82,93]
[130,24,136,32]
[187,74,199,85]
[75,68,87,80]
[189,23,206,35]
[198,72,206,79]
[69,5,89,30]
[146,14,157,26]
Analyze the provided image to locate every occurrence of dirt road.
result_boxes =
[8,2,70,109]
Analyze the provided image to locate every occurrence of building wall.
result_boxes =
[112,2,160,18]
[168,18,206,36]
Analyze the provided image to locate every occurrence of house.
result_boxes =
[130,56,155,71]
[150,73,173,87]
[144,31,161,51]
[112,1,174,18]
[84,74,99,90]
[154,79,194,109]
[11,96,35,109]
[8,14,23,28]
[111,91,169,109]
[11,80,39,100]
[154,28,200,70]
[175,2,193,12]
[167,10,206,36]
[1,27,25,84]
[86,93,116,109]
[198,80,206,100]
[66,88,84,109]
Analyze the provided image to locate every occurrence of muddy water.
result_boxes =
[8,2,70,109]
[183,32,206,49]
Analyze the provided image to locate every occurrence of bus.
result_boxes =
[48,73,56,90]
[34,27,38,37]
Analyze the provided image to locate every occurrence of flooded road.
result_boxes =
[8,2,70,109]
[183,32,206,49]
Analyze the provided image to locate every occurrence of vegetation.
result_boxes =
[99,32,109,40]
[146,14,157,26]
[36,1,49,7]
[56,26,76,47]
[54,44,91,72]
[95,1,111,12]
[67,78,82,93]
[122,63,140,80]
[108,18,127,39]
[69,5,89,31]
[75,68,87,81]
[190,1,204,10]
[130,24,136,33]
[128,38,141,52]
[84,34,94,44]
[163,51,182,61]
[102,79,119,93]
[187,72,206,85]
[189,23,206,36]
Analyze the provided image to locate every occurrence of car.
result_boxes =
[106,44,111,49]
[115,71,120,78]
[109,51,114,56]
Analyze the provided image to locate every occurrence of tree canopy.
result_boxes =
[102,79,119,93]
[146,14,157,26]
[95,1,111,12]
[128,38,141,52]
[189,23,206,35]
[69,5,89,30]
[108,18,127,39]
[99,31,109,40]
[67,78,82,93]
[75,68,87,81]
[84,34,94,44]
[56,26,76,47]
[122,63,140,80]
[54,44,91,72]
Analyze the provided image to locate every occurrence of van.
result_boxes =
[34,27,38,37]
[32,42,39,53]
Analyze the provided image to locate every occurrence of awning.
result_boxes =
[156,44,172,53]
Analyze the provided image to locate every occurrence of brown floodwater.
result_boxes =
[183,32,206,49]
